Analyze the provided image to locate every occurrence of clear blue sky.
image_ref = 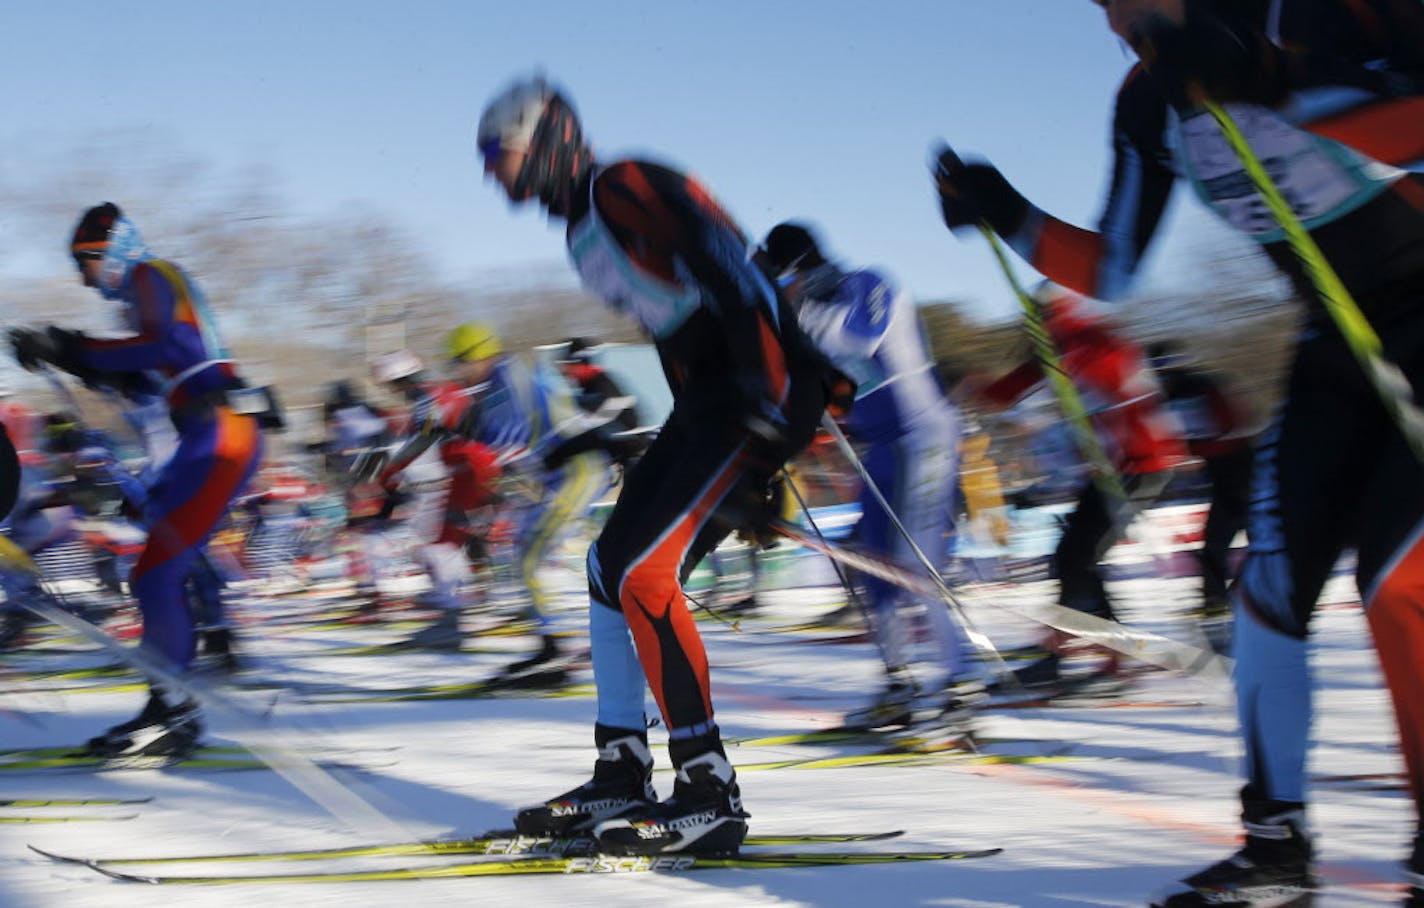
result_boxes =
[2,1,1205,323]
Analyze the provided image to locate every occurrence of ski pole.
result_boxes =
[771,516,1228,678]
[816,415,1008,669]
[780,464,915,692]
[932,141,1129,507]
[1201,98,1424,464]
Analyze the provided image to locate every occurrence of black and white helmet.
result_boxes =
[477,73,592,213]
[476,75,555,161]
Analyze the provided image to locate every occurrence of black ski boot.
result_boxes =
[504,635,562,674]
[513,724,657,836]
[594,732,748,856]
[86,687,203,759]
[1406,832,1423,907]
[402,609,462,650]
[200,626,240,673]
[1009,651,1061,688]
[0,609,34,650]
[842,669,917,731]
[1151,789,1318,907]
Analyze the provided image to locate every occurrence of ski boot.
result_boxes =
[496,635,573,688]
[401,609,463,650]
[0,609,34,650]
[1151,789,1318,907]
[514,724,657,836]
[897,678,987,751]
[86,687,203,759]
[595,733,748,856]
[1406,832,1424,907]
[842,672,916,731]
[1008,650,1061,688]
[199,626,240,673]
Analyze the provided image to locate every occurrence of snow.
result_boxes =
[0,520,1412,907]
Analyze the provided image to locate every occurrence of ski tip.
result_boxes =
[29,844,86,864]
[89,862,158,884]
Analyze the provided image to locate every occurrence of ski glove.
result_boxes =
[931,145,1029,237]
[732,471,787,551]
[9,327,60,372]
[9,326,100,386]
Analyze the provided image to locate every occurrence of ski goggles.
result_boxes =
[477,136,504,161]
[71,242,106,274]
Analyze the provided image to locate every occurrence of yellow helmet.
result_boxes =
[447,322,503,362]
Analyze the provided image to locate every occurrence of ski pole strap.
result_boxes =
[1201,98,1424,465]
[977,224,1129,505]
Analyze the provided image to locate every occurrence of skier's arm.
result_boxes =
[76,263,176,373]
[934,67,1176,301]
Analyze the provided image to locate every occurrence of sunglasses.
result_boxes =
[71,248,104,273]
[478,136,503,160]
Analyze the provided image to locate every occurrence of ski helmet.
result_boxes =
[372,350,424,384]
[70,202,150,299]
[477,74,591,212]
[446,322,503,363]
[760,222,828,284]
[70,203,121,268]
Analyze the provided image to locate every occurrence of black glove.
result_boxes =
[732,471,786,551]
[10,327,59,372]
[44,326,94,377]
[931,144,1029,236]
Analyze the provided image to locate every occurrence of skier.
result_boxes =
[759,221,983,737]
[556,337,644,435]
[0,410,79,649]
[9,203,263,758]
[1147,340,1258,648]
[933,0,1424,902]
[368,348,499,645]
[967,284,1189,690]
[477,74,842,855]
[381,322,621,675]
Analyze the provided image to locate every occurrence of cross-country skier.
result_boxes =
[1147,340,1258,650]
[368,348,499,646]
[477,74,844,855]
[759,221,984,737]
[556,337,645,435]
[9,203,262,758]
[968,284,1189,690]
[933,0,1424,902]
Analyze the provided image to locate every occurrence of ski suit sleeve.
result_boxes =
[377,395,446,485]
[592,162,792,433]
[76,263,176,373]
[1136,0,1424,166]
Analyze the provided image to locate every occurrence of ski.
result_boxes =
[1,796,152,807]
[725,729,1024,749]
[735,748,1080,771]
[0,744,386,774]
[291,677,595,703]
[32,830,905,866]
[2,814,138,824]
[773,519,1229,680]
[64,847,1002,883]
